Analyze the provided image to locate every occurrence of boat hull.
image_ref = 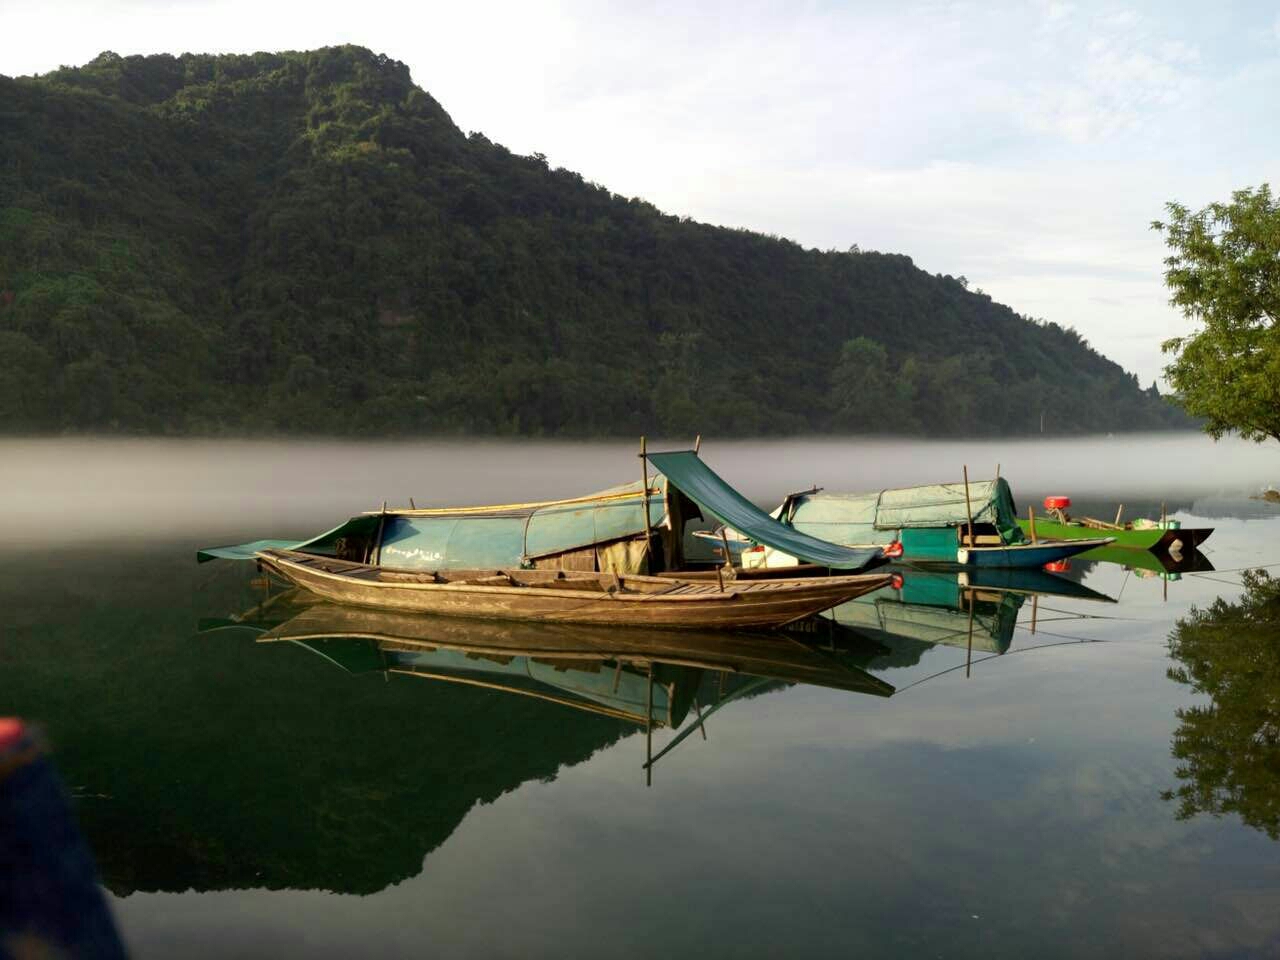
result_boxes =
[947,538,1112,568]
[254,550,890,630]
[1015,518,1212,552]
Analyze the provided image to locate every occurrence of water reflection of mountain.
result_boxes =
[16,559,1112,900]
[1187,496,1280,521]
[1164,570,1280,841]
[61,594,892,898]
[87,628,640,897]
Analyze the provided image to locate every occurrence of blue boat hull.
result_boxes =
[946,538,1110,568]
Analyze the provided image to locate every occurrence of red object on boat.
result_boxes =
[0,717,24,750]
[890,573,904,590]
[1044,496,1071,510]
[882,541,904,559]
[1043,560,1071,573]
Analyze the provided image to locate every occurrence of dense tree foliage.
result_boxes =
[0,47,1186,436]
[1164,570,1280,839]
[1153,185,1280,444]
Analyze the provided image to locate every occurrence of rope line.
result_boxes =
[893,636,1108,694]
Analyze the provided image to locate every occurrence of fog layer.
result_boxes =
[2,433,1275,545]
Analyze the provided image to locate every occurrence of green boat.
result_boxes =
[727,478,1112,569]
[1015,517,1212,553]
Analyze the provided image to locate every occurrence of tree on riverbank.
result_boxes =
[1154,185,1280,444]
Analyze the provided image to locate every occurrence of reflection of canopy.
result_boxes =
[645,451,883,570]
[782,478,1024,546]
[829,567,1114,655]
[834,590,1021,654]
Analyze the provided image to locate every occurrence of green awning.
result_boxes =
[645,451,883,571]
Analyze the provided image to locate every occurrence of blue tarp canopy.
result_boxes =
[197,515,382,563]
[647,451,882,571]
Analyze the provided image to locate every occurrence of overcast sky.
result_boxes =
[3,0,1276,384]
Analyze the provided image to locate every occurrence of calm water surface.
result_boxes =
[3,434,1279,958]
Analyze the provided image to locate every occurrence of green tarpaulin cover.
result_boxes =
[646,451,882,570]
[784,478,1024,546]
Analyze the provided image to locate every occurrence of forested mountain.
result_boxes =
[0,46,1185,436]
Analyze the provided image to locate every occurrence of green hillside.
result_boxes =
[0,46,1185,436]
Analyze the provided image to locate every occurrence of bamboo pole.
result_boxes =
[372,501,388,566]
[693,697,708,741]
[694,434,702,454]
[639,436,652,566]
[962,465,976,548]
[1027,505,1038,544]
[1031,594,1038,635]
[965,589,975,678]
[719,528,735,579]
[1114,503,1124,527]
[995,463,1001,482]
[645,663,654,788]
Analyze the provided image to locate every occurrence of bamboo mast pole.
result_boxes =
[645,663,654,788]
[962,465,976,548]
[639,436,652,567]
[1027,505,1038,544]
[372,500,388,566]
[965,589,975,678]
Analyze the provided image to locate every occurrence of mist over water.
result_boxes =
[1,432,1276,546]
[5,431,1280,959]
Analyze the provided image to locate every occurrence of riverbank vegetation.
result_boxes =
[1,46,1187,437]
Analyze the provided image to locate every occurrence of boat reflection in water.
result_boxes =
[1075,543,1215,581]
[823,565,1117,659]
[236,595,896,783]
[206,562,1123,789]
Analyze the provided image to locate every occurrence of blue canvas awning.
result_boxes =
[646,451,883,571]
[196,515,382,563]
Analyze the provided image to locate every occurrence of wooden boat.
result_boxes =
[1014,517,1211,553]
[200,447,885,578]
[254,548,891,629]
[705,476,1114,570]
